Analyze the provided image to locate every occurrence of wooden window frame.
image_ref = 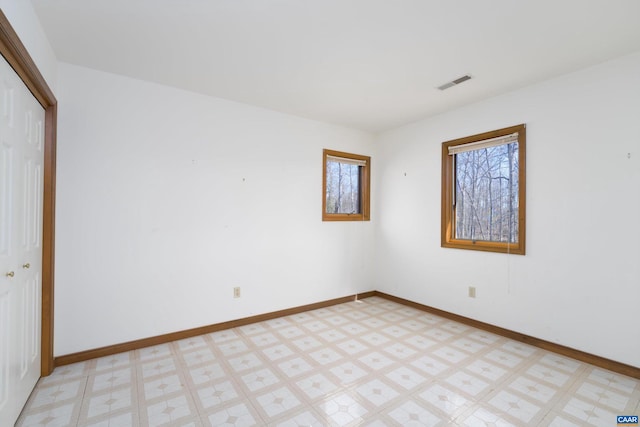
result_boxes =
[441,124,526,254]
[322,149,371,222]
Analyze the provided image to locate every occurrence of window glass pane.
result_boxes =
[325,160,361,214]
[454,142,519,243]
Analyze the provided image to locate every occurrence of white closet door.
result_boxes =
[0,52,45,426]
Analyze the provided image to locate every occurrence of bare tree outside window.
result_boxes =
[455,142,519,243]
[441,124,526,254]
[326,161,361,214]
[322,149,370,221]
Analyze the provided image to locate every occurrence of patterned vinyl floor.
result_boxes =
[16,296,640,426]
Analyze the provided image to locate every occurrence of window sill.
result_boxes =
[323,213,370,222]
[441,238,525,255]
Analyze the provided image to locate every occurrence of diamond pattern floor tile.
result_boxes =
[15,296,640,426]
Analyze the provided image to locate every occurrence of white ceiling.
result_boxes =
[31,0,640,132]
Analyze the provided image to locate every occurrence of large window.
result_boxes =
[323,149,370,221]
[441,124,526,254]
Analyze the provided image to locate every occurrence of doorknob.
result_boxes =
[23,263,30,269]
[5,271,14,278]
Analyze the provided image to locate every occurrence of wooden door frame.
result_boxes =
[0,11,56,376]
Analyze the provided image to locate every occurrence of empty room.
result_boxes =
[1,1,639,426]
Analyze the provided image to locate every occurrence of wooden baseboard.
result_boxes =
[373,291,640,379]
[55,289,639,380]
[54,291,375,367]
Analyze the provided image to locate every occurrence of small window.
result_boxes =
[441,124,526,254]
[323,149,370,221]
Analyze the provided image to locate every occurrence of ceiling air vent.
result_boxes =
[437,74,472,91]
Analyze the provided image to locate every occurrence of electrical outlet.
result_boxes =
[468,286,476,298]
[233,287,241,298]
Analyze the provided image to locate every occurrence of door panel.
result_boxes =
[0,63,18,426]
[0,290,8,414]
[0,52,44,426]
[0,142,11,257]
[20,282,28,377]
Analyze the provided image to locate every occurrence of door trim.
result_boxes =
[0,11,57,376]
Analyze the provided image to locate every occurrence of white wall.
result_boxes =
[0,1,57,91]
[374,51,640,367]
[37,19,640,367]
[55,63,374,355]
